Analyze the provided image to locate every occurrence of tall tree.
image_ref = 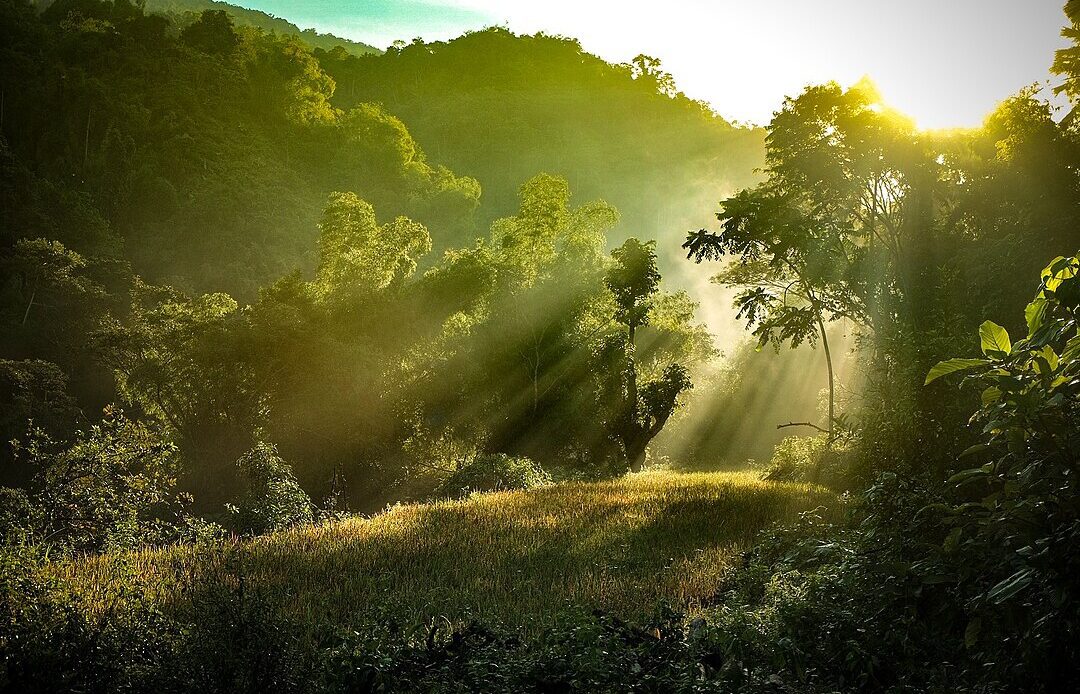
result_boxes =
[604,238,692,471]
[684,80,928,441]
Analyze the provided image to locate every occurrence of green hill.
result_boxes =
[34,0,384,55]
[317,29,765,274]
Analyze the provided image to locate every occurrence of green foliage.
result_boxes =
[0,359,82,486]
[179,8,238,56]
[316,26,764,250]
[761,433,851,489]
[607,238,661,332]
[677,252,1080,692]
[434,453,551,499]
[919,254,1080,667]
[2,407,192,553]
[229,442,313,535]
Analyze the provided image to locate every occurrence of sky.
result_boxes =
[234,0,1071,129]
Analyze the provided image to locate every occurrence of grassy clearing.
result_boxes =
[59,471,834,630]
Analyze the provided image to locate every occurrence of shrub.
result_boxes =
[434,453,550,498]
[2,408,189,554]
[761,433,851,489]
[229,443,313,534]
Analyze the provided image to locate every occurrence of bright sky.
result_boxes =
[235,0,1071,129]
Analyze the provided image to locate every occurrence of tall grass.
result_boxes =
[57,471,834,631]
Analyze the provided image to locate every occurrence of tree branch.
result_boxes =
[776,421,829,434]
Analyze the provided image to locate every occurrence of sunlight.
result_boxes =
[244,1,1072,128]
[6,0,1079,687]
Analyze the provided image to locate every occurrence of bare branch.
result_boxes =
[776,421,829,434]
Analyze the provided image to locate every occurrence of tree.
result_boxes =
[95,280,262,505]
[1053,0,1080,107]
[314,192,431,297]
[2,238,104,327]
[629,54,677,98]
[684,80,927,442]
[229,442,313,534]
[180,9,240,57]
[0,359,82,487]
[482,174,614,445]
[604,238,692,471]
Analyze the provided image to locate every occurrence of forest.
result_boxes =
[0,0,1078,691]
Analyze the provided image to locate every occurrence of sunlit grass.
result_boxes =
[57,471,834,631]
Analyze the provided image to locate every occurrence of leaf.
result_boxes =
[979,321,1011,357]
[959,443,991,458]
[1024,298,1047,336]
[980,387,1001,406]
[1062,335,1080,363]
[1039,346,1059,371]
[986,568,1035,604]
[947,466,988,485]
[943,527,963,553]
[1055,275,1080,309]
[924,358,988,385]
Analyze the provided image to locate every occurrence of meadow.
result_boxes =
[56,471,835,632]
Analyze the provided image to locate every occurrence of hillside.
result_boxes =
[34,0,383,55]
[317,29,765,275]
[59,471,835,629]
[3,0,474,301]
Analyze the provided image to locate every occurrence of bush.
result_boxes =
[710,253,1080,692]
[434,453,550,498]
[761,433,851,489]
[229,443,313,535]
[2,408,191,554]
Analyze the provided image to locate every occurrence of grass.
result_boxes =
[58,470,835,631]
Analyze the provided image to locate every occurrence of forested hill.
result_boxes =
[3,2,762,301]
[3,0,479,299]
[317,29,765,261]
[37,0,383,56]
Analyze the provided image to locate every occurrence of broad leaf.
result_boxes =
[1024,298,1047,336]
[979,321,1011,357]
[980,387,1002,406]
[986,568,1035,605]
[924,358,988,385]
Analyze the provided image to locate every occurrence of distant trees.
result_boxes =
[1,1,479,298]
[179,8,239,56]
[313,26,764,244]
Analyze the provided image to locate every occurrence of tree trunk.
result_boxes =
[817,316,836,444]
[628,445,647,473]
[21,288,36,325]
[83,110,91,170]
